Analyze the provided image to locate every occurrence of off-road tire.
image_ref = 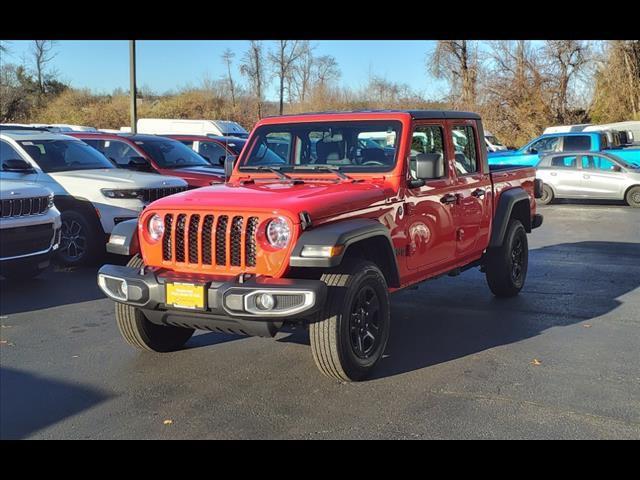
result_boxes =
[310,259,390,382]
[625,186,640,208]
[115,254,194,352]
[56,210,102,266]
[539,185,554,205]
[485,219,528,297]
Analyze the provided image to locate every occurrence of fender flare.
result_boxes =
[289,218,400,285]
[489,187,532,248]
[106,218,139,256]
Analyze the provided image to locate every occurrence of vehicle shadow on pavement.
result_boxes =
[0,254,129,316]
[370,241,640,380]
[0,367,111,439]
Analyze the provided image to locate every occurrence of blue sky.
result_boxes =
[1,40,448,100]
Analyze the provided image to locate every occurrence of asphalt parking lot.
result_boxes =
[1,201,639,439]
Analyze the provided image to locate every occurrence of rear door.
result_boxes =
[449,120,492,259]
[545,154,582,196]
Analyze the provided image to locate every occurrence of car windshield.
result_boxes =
[240,121,401,173]
[486,136,503,146]
[606,153,639,169]
[135,138,210,168]
[17,139,114,172]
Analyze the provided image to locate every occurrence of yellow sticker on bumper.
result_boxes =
[166,283,205,309]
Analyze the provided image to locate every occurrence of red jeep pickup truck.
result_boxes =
[97,110,543,381]
[69,132,225,187]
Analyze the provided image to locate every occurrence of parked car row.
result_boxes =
[1,123,251,273]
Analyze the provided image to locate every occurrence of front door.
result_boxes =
[546,155,583,197]
[580,154,626,199]
[405,122,457,272]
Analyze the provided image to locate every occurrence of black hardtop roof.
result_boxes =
[267,109,481,120]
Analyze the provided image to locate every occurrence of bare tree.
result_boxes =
[221,48,237,109]
[314,55,340,88]
[269,40,305,115]
[542,40,592,123]
[289,42,315,103]
[31,40,57,96]
[428,40,478,108]
[240,41,267,120]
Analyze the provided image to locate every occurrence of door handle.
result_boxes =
[583,174,590,179]
[550,172,557,176]
[440,193,458,205]
[471,188,485,198]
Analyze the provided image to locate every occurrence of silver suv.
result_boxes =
[536,151,640,207]
[1,179,61,280]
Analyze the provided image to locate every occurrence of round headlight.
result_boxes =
[266,217,290,249]
[148,214,164,241]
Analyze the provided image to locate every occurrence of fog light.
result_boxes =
[255,293,275,311]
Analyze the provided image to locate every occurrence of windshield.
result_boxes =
[607,153,640,169]
[18,139,114,172]
[241,121,401,173]
[135,138,210,168]
[486,135,504,146]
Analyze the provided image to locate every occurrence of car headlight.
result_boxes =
[148,214,164,241]
[266,217,290,249]
[101,189,143,199]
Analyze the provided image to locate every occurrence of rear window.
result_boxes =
[563,135,591,152]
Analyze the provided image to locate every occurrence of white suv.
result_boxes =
[0,129,188,266]
[0,179,61,280]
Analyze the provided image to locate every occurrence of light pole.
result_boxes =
[129,40,137,134]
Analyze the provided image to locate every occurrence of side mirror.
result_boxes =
[2,158,35,173]
[415,153,445,179]
[224,155,236,180]
[528,148,538,155]
[612,165,622,172]
[218,155,226,166]
[128,156,150,170]
[409,153,445,188]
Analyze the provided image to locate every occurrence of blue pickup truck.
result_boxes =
[488,131,640,167]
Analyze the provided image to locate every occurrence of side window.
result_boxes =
[563,135,591,152]
[550,156,577,168]
[451,125,478,176]
[581,155,618,172]
[410,124,445,179]
[530,136,559,153]
[198,142,227,165]
[1,140,24,166]
[93,140,140,167]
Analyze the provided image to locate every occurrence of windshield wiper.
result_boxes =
[291,164,352,181]
[241,165,295,181]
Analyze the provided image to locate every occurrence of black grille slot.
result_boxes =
[230,216,243,266]
[215,216,228,265]
[1,224,54,258]
[142,186,187,204]
[188,215,200,263]
[0,196,49,218]
[201,215,214,265]
[245,217,259,267]
[175,214,187,262]
[162,214,173,260]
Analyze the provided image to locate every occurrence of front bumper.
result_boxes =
[97,265,327,337]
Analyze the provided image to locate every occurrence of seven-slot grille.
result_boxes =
[161,213,260,269]
[0,196,50,218]
[141,186,188,203]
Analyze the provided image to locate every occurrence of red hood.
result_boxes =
[148,179,391,223]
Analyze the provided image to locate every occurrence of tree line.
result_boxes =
[1,40,638,147]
